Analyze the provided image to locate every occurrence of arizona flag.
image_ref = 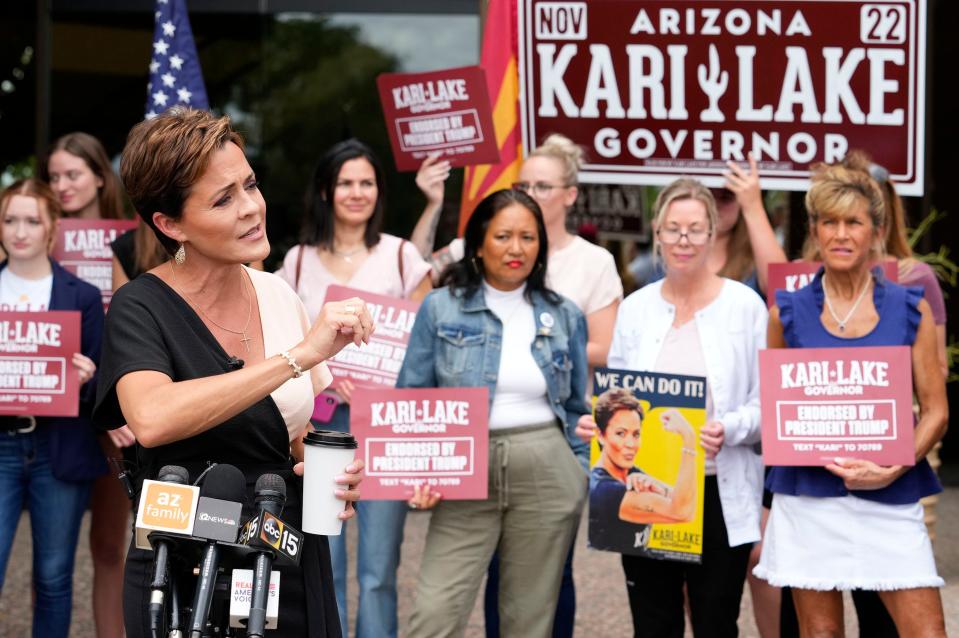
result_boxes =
[458,0,522,233]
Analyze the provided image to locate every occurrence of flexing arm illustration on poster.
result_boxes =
[593,388,697,525]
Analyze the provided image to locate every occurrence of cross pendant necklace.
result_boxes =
[171,262,255,352]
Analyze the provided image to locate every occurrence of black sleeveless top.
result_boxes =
[94,273,341,638]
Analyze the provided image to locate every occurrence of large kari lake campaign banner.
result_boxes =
[519,0,926,194]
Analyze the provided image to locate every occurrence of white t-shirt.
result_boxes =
[484,282,555,430]
[445,235,622,315]
[0,269,52,311]
[546,236,623,315]
[654,319,716,475]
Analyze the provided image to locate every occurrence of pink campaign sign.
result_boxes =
[759,346,914,466]
[350,387,489,500]
[377,65,501,172]
[322,285,420,390]
[766,261,898,308]
[51,219,138,309]
[0,311,81,417]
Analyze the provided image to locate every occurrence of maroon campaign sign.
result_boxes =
[519,0,927,194]
[760,346,914,466]
[322,285,419,390]
[0,311,81,417]
[377,66,501,171]
[51,219,138,309]
[350,387,489,500]
[766,261,899,308]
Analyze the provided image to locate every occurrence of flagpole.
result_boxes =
[34,0,52,158]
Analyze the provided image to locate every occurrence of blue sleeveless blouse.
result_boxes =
[765,267,941,505]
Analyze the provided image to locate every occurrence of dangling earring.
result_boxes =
[174,243,186,265]
[470,256,482,275]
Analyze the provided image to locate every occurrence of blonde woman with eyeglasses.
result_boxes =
[576,178,767,637]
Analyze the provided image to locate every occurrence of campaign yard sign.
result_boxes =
[766,261,899,308]
[377,66,501,171]
[0,311,81,417]
[350,387,489,500]
[322,285,419,390]
[759,345,914,466]
[519,0,927,194]
[51,219,138,308]
[589,368,707,563]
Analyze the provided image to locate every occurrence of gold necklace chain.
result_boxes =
[170,261,254,352]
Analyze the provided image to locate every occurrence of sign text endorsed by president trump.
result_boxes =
[351,387,489,500]
[519,0,926,194]
[323,285,419,390]
[377,65,501,171]
[51,219,138,309]
[0,311,81,417]
[760,346,914,466]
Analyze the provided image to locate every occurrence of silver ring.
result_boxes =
[409,502,418,510]
[344,305,356,315]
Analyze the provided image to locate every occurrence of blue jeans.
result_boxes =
[0,426,93,638]
[320,404,408,638]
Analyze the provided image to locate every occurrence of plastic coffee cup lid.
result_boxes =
[304,429,357,449]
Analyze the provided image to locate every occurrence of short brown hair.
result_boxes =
[120,108,244,255]
[594,388,644,434]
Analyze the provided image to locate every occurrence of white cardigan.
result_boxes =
[608,278,767,547]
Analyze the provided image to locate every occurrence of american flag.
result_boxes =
[145,0,209,119]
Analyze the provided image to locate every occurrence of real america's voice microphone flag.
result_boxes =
[145,0,209,119]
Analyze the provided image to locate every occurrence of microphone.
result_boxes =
[244,474,286,637]
[188,463,246,638]
[134,466,200,551]
[147,465,190,638]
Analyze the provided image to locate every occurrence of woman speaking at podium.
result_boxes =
[93,108,369,638]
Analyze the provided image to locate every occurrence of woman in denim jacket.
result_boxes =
[397,188,589,637]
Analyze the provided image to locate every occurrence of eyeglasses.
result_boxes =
[511,181,570,199]
[656,228,712,245]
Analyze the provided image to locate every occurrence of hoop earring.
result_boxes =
[174,243,186,265]
[470,256,482,275]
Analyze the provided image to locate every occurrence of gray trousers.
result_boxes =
[407,421,587,638]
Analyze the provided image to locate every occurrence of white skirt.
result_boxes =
[753,493,943,591]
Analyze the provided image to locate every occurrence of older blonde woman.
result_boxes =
[93,108,370,638]
[755,164,948,637]
[577,178,767,637]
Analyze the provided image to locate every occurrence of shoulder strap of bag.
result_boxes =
[398,238,407,291]
[294,244,305,289]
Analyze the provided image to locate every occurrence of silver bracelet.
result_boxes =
[279,350,303,378]
[681,448,697,456]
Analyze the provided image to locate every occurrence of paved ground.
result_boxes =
[0,488,956,636]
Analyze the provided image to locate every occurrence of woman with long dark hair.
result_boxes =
[276,138,431,638]
[40,131,129,638]
[398,188,589,637]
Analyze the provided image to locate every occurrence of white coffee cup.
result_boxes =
[302,429,358,535]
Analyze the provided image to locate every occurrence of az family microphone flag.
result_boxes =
[145,0,209,119]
